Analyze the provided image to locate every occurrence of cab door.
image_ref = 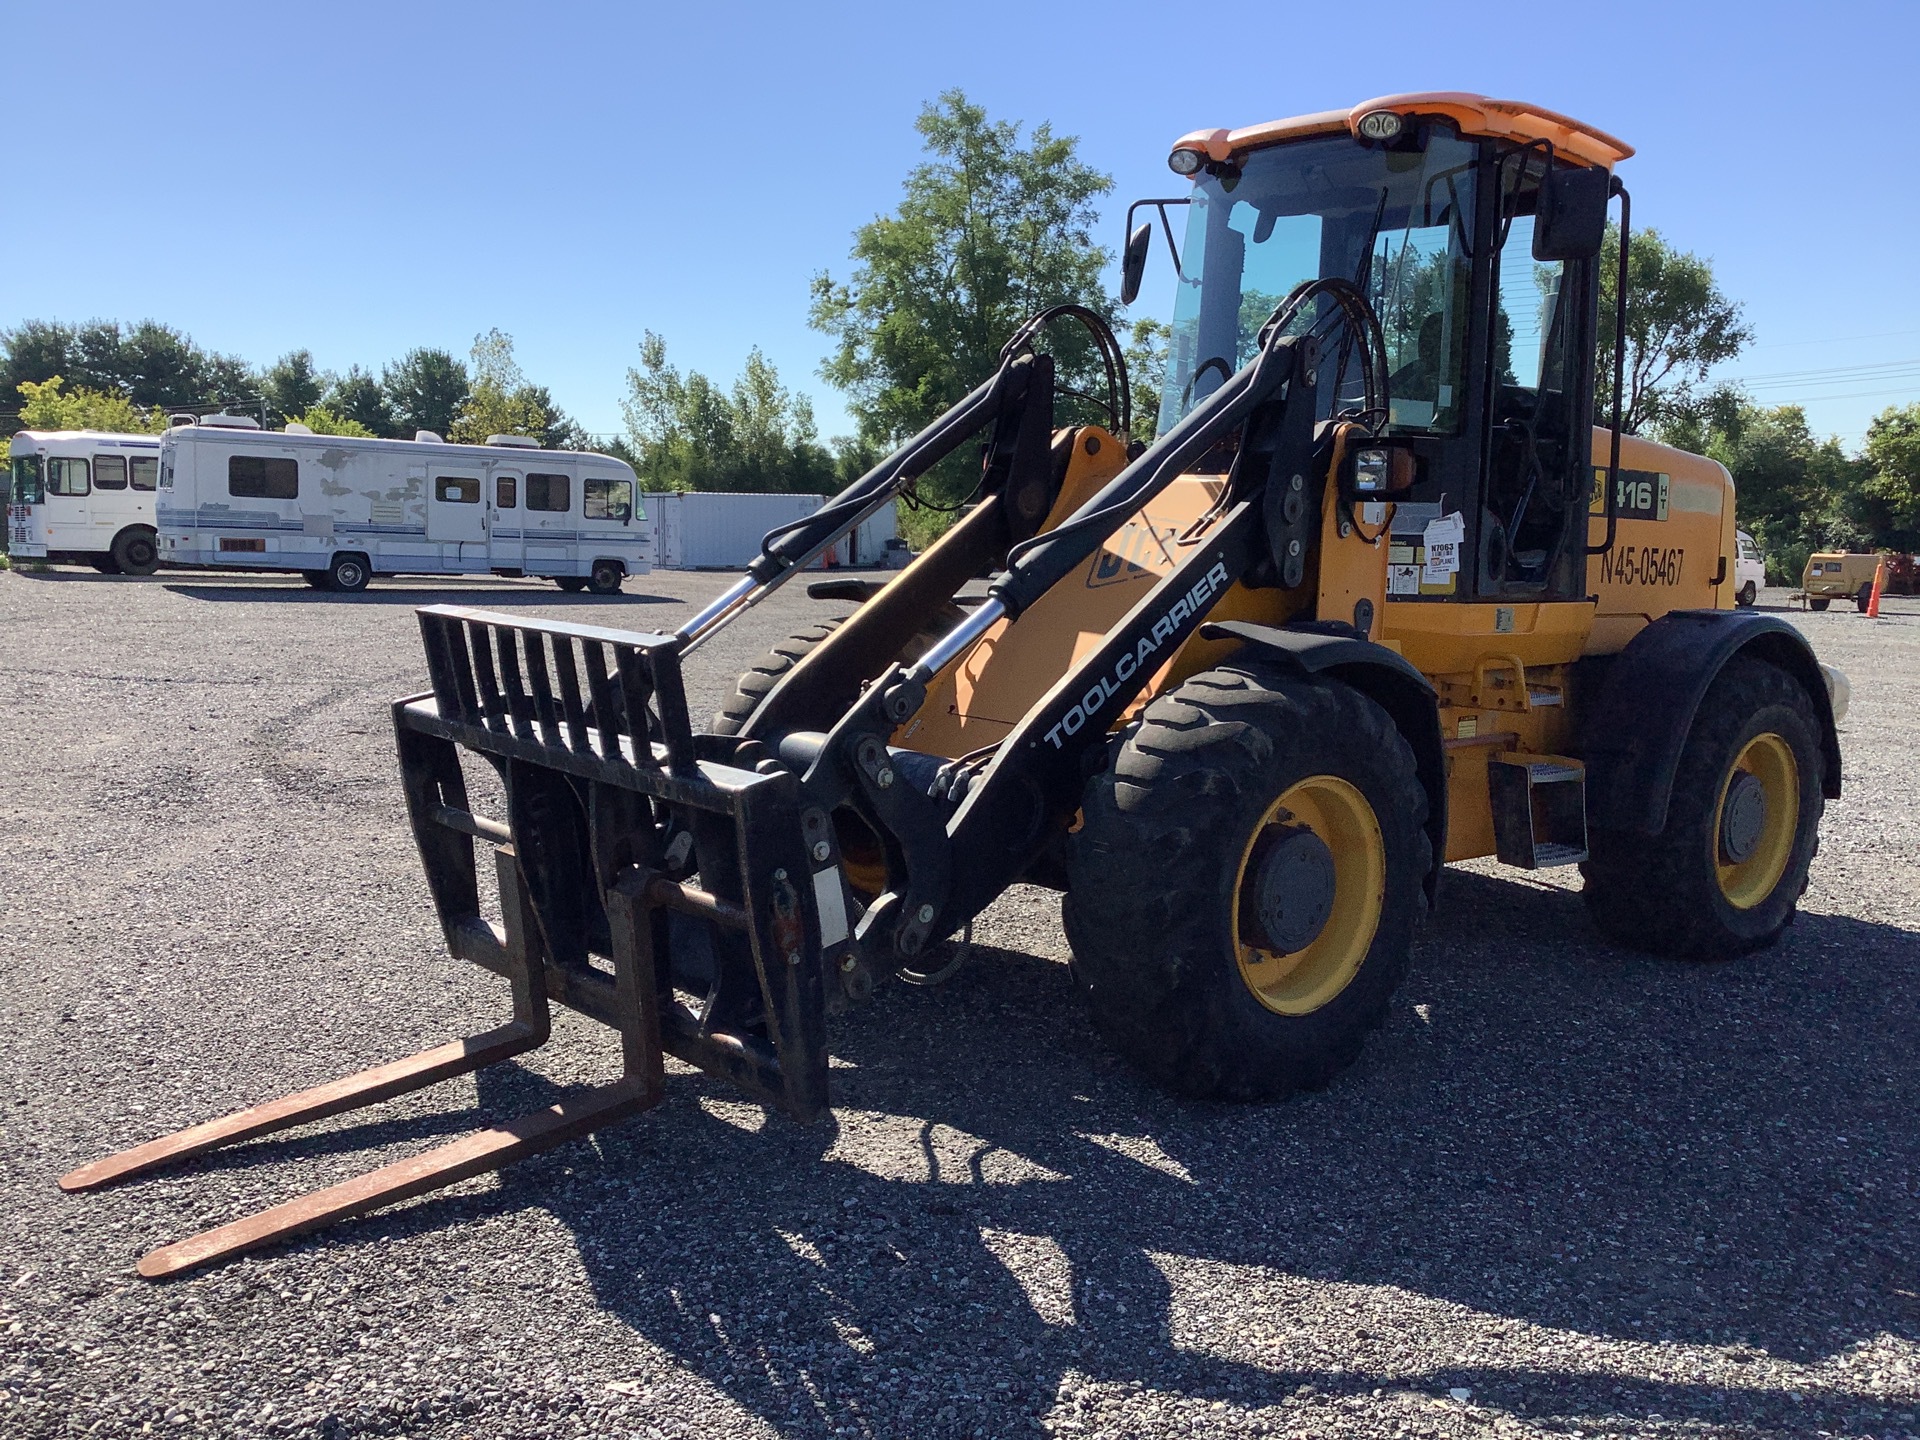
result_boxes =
[488,469,523,571]
[427,472,487,569]
[45,455,90,551]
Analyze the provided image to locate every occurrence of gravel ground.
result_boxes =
[0,567,1914,1440]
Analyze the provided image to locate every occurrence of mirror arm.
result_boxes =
[1588,179,1631,558]
[1126,197,1193,281]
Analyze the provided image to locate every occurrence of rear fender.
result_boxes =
[1200,620,1447,910]
[1577,609,1842,834]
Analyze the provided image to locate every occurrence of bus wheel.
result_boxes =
[586,560,623,595]
[555,577,588,593]
[326,553,372,593]
[111,528,159,577]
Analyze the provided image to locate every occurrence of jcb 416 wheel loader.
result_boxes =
[66,93,1847,1278]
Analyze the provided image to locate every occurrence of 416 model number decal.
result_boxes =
[1600,545,1684,587]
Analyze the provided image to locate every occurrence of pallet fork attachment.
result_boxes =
[63,607,833,1278]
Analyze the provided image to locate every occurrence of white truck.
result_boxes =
[156,418,649,592]
[7,429,163,574]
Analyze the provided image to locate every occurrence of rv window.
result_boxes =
[130,456,158,491]
[228,455,299,500]
[436,475,480,504]
[526,472,570,512]
[47,457,90,496]
[584,476,633,522]
[94,455,128,490]
[495,476,517,508]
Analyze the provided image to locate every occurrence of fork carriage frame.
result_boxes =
[61,322,1329,1279]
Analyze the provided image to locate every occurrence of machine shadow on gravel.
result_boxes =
[263,870,1916,1438]
[159,583,679,607]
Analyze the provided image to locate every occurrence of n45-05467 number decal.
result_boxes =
[1600,545,1684,586]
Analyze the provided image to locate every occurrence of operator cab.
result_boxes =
[1137,94,1625,604]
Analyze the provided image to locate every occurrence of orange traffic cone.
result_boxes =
[1867,559,1887,618]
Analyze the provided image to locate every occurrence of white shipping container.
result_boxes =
[650,492,899,570]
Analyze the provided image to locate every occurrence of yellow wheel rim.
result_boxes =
[1713,732,1799,909]
[1232,775,1386,1015]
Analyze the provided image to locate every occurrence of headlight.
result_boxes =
[1168,148,1204,176]
[1355,110,1405,142]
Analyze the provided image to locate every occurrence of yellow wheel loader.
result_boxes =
[65,92,1846,1277]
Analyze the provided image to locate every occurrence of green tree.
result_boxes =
[323,366,398,437]
[2,319,257,410]
[621,332,835,493]
[1859,403,1920,551]
[382,347,469,437]
[262,349,326,423]
[450,329,587,449]
[16,376,166,434]
[1124,319,1169,445]
[809,90,1115,479]
[1597,226,1752,434]
[292,404,376,437]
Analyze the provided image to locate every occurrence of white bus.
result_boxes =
[157,418,650,592]
[6,430,163,574]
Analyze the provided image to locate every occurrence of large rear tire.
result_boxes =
[1065,665,1429,1102]
[1582,657,1824,960]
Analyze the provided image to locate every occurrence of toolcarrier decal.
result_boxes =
[1043,561,1231,749]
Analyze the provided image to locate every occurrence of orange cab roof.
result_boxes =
[1172,92,1634,171]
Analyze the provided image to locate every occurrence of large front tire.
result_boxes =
[1065,666,1430,1102]
[110,527,159,576]
[1582,657,1824,960]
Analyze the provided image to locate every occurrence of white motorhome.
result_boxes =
[157,419,649,592]
[6,430,163,574]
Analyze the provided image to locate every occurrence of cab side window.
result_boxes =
[583,476,632,522]
[47,457,90,496]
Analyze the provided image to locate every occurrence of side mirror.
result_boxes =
[1120,222,1152,306]
[1341,437,1420,500]
[1533,166,1611,261]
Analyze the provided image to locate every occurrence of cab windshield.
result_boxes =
[10,453,44,505]
[1158,131,1479,437]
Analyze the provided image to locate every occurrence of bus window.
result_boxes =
[228,455,298,499]
[130,457,158,491]
[94,455,128,490]
[495,476,517,508]
[584,476,633,522]
[11,454,45,504]
[526,472,570,512]
[435,475,480,503]
[47,457,90,496]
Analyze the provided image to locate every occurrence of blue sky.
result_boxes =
[8,0,1915,451]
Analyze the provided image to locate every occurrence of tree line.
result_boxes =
[5,89,1917,571]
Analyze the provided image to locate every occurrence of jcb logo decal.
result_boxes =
[1086,518,1179,589]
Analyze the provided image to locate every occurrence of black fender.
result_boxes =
[1577,609,1842,835]
[1201,620,1447,909]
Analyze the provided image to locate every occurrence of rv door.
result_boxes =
[427,471,487,568]
[489,469,523,571]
